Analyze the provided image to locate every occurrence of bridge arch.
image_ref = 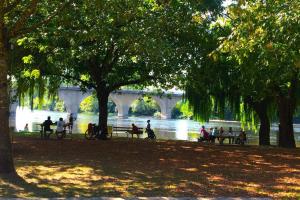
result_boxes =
[58,88,92,117]
[110,91,142,118]
[79,95,117,114]
[129,96,161,117]
[152,96,182,119]
[58,87,183,119]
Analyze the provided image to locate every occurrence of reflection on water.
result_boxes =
[11,107,300,146]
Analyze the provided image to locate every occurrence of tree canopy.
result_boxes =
[15,0,223,136]
[184,0,300,148]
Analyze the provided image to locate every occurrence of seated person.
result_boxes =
[131,123,141,134]
[87,123,94,134]
[24,123,29,132]
[208,127,214,143]
[211,127,219,143]
[228,127,234,144]
[236,130,247,145]
[218,127,225,144]
[198,126,209,142]
[56,118,66,133]
[42,116,54,138]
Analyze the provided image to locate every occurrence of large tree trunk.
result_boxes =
[253,100,270,146]
[246,97,271,146]
[96,89,109,139]
[277,95,296,148]
[0,25,15,174]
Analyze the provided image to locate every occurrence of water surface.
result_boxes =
[12,107,300,147]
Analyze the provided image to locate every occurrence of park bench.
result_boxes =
[37,123,71,140]
[112,126,144,139]
[216,131,248,145]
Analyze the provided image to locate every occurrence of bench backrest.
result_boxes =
[113,126,143,132]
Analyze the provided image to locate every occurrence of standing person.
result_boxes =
[146,120,155,139]
[68,113,76,134]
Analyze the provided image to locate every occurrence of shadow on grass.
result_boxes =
[6,137,300,198]
[0,173,58,198]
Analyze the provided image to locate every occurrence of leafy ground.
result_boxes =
[0,135,300,199]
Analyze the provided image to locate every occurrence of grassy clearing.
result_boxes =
[0,136,300,198]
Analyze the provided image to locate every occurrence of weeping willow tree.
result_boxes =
[183,16,275,146]
[217,0,300,148]
[9,37,62,111]
[185,78,276,146]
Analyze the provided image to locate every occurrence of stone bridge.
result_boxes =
[57,87,182,119]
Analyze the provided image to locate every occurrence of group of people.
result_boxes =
[131,119,156,139]
[198,126,247,145]
[41,114,75,138]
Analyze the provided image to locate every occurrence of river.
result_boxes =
[11,107,300,147]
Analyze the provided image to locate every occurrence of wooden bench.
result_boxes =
[112,126,144,138]
[216,131,248,145]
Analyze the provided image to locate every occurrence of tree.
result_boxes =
[219,0,300,148]
[0,0,71,174]
[183,13,275,145]
[30,0,222,138]
[130,97,160,116]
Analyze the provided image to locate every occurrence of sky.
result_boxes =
[223,0,233,7]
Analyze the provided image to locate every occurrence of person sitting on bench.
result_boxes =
[236,129,247,145]
[198,126,209,142]
[132,123,139,134]
[42,116,54,138]
[56,118,66,134]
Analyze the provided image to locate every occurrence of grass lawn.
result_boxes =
[0,134,300,199]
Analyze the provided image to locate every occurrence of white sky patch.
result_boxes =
[222,0,233,7]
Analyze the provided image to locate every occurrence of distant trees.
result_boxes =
[130,97,160,117]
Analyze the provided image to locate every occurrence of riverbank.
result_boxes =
[1,136,299,199]
[10,109,300,146]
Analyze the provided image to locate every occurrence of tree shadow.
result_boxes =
[9,137,300,198]
[0,172,58,198]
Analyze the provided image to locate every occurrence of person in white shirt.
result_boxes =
[56,118,66,133]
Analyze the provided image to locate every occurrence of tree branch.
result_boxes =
[3,0,23,14]
[47,72,96,90]
[9,0,38,37]
[110,75,155,91]
[10,0,72,37]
